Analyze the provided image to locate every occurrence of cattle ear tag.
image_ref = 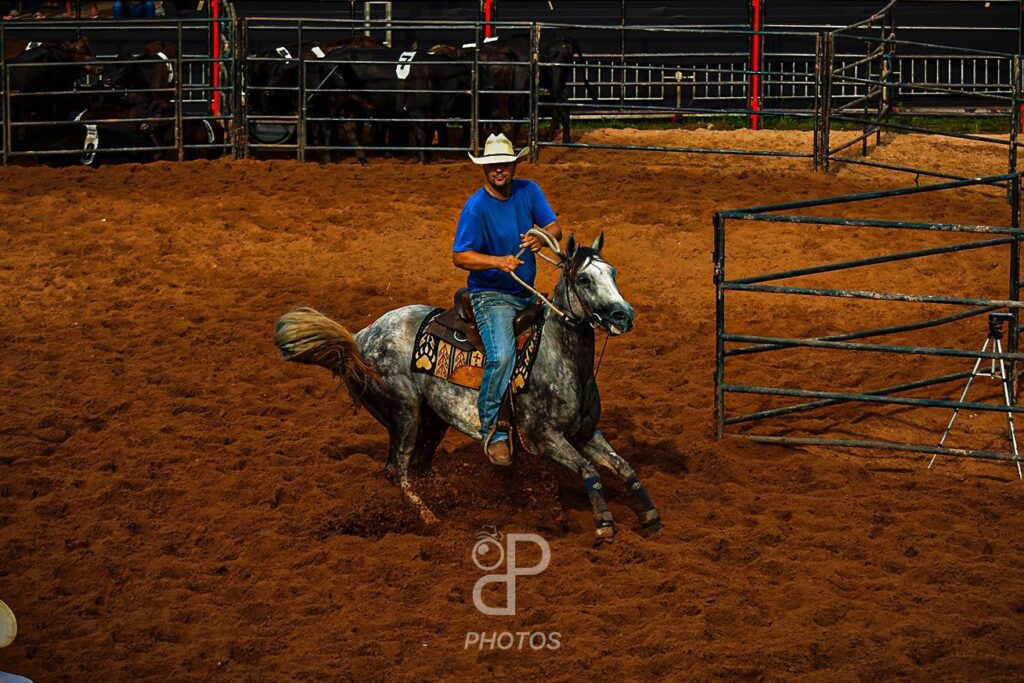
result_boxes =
[311,46,326,59]
[396,51,417,80]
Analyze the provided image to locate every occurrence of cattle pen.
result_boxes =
[0,0,1021,164]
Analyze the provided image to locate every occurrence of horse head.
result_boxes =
[560,232,635,336]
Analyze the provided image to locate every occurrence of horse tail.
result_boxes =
[274,306,380,404]
[565,35,598,102]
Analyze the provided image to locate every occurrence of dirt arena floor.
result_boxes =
[2,128,1024,681]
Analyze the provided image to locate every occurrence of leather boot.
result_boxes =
[485,440,512,466]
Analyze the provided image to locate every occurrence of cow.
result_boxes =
[324,47,472,164]
[13,95,160,165]
[101,41,178,106]
[429,42,526,146]
[247,36,385,127]
[2,34,95,62]
[139,99,227,160]
[6,36,101,125]
[483,32,596,144]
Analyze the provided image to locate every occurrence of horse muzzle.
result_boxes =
[601,305,634,336]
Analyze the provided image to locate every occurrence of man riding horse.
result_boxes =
[453,134,562,466]
[275,134,661,543]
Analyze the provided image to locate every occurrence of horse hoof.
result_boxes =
[640,516,663,537]
[592,524,616,548]
[420,510,439,526]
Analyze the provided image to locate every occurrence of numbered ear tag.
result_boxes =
[311,46,326,58]
[395,51,417,80]
[275,46,293,64]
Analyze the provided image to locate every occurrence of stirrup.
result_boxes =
[481,424,509,453]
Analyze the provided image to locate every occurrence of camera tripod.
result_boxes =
[933,312,1021,478]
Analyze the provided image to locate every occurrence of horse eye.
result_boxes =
[579,273,592,285]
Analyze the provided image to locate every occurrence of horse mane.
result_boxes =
[564,246,601,280]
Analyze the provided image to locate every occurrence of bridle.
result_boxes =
[561,252,611,330]
[508,228,612,331]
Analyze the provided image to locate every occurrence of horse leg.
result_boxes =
[410,403,448,473]
[580,430,662,536]
[386,406,439,526]
[538,433,616,545]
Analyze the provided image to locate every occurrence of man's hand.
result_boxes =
[520,223,562,253]
[494,255,523,273]
[520,233,544,253]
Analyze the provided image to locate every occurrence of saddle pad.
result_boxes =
[411,308,545,391]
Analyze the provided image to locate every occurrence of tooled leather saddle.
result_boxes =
[411,288,547,391]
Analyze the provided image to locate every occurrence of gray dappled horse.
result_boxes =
[274,234,661,543]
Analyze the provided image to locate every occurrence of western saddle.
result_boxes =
[423,287,547,354]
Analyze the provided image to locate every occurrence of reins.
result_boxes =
[509,227,569,319]
[509,228,606,331]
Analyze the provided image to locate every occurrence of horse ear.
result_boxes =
[566,233,578,259]
[591,232,604,253]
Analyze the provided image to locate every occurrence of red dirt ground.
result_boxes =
[2,128,1024,681]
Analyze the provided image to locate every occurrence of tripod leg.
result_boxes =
[932,337,991,468]
[995,339,1022,479]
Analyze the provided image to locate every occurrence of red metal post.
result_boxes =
[748,0,763,130]
[483,0,494,38]
[211,0,221,116]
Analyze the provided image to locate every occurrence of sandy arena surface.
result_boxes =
[2,128,1024,680]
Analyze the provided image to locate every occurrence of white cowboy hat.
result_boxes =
[468,133,529,165]
[0,600,16,649]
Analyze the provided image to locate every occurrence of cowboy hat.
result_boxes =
[468,133,529,165]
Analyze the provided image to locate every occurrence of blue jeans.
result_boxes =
[113,1,155,17]
[471,290,534,443]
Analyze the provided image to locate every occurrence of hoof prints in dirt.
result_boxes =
[313,503,423,539]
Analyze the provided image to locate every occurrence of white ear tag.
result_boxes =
[396,51,417,80]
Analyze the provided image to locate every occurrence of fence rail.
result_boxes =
[0,7,1021,165]
[714,173,1024,471]
[0,16,235,164]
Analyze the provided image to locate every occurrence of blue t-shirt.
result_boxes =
[452,179,557,294]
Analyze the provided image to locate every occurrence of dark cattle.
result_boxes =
[248,36,384,122]
[140,100,226,160]
[6,36,100,123]
[486,32,595,143]
[14,95,159,165]
[477,41,529,142]
[102,42,177,105]
[326,47,472,163]
[247,36,384,159]
[3,35,95,61]
[428,42,524,145]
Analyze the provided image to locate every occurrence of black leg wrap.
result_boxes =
[585,476,616,538]
[625,475,656,512]
[584,475,607,508]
